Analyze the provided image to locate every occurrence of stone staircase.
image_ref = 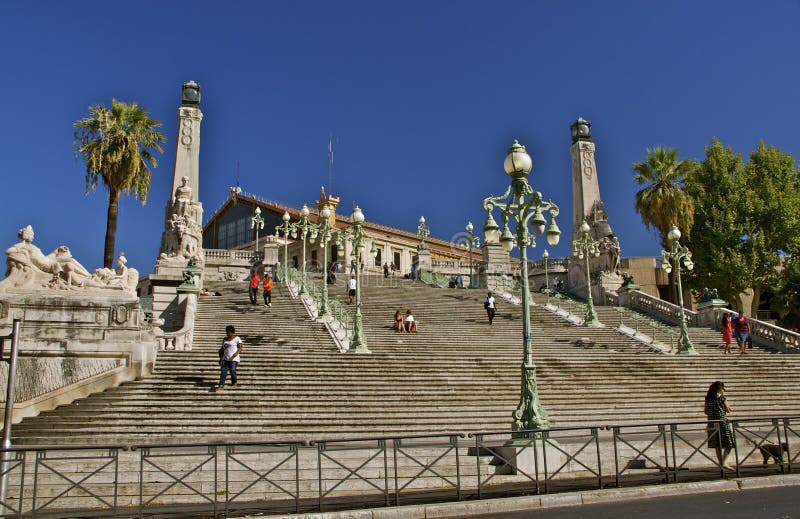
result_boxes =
[10,275,800,446]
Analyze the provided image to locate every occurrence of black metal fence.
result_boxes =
[0,417,795,518]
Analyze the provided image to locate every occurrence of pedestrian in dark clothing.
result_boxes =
[704,381,734,470]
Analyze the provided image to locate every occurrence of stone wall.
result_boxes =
[0,292,156,423]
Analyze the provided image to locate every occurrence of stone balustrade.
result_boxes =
[715,307,800,352]
[628,289,698,326]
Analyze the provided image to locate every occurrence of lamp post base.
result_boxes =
[677,328,696,354]
[511,364,549,433]
[347,316,371,354]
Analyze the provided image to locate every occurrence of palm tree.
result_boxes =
[74,100,165,268]
[632,147,695,249]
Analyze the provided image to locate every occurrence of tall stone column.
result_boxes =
[151,81,205,334]
[568,118,622,299]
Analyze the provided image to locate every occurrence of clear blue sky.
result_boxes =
[2,1,799,273]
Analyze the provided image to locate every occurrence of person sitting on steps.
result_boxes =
[403,309,417,333]
[394,309,404,332]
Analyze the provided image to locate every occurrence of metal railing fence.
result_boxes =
[0,417,795,517]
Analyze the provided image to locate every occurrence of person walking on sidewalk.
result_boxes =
[262,273,273,307]
[484,292,496,325]
[704,381,734,470]
[217,325,243,391]
[248,271,260,305]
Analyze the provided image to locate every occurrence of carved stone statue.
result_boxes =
[621,272,636,288]
[700,287,720,303]
[172,176,192,217]
[0,226,137,294]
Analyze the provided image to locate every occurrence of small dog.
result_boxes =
[758,442,789,465]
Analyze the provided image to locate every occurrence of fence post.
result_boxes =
[0,319,21,503]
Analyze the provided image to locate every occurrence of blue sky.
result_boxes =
[2,1,800,274]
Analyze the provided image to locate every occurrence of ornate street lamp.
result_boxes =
[483,139,561,432]
[275,211,291,284]
[316,205,335,318]
[542,249,550,295]
[251,206,265,252]
[291,204,315,295]
[336,206,370,353]
[417,216,430,249]
[572,221,601,327]
[465,221,480,289]
[661,225,696,354]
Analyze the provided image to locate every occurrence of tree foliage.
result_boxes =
[632,147,695,250]
[74,99,165,268]
[684,139,800,316]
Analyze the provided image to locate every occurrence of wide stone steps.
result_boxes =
[11,277,800,446]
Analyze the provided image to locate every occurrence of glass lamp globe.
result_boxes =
[254,206,261,216]
[352,206,365,223]
[545,220,561,246]
[542,249,549,259]
[500,227,515,252]
[466,221,473,233]
[668,225,681,242]
[580,221,591,234]
[321,206,331,219]
[531,209,546,236]
[282,211,290,222]
[300,205,310,218]
[419,216,425,225]
[503,140,533,181]
[483,213,501,243]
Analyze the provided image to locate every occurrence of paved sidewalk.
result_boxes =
[264,473,800,519]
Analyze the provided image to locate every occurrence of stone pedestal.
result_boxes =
[696,298,728,327]
[489,442,567,476]
[0,292,156,423]
[415,247,432,273]
[617,284,640,307]
[479,242,511,291]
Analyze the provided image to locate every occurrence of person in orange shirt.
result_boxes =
[248,271,260,305]
[262,273,274,307]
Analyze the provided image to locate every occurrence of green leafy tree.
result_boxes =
[632,147,696,249]
[74,100,165,268]
[770,258,800,331]
[683,139,748,306]
[685,139,800,314]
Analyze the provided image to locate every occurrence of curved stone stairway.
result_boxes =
[10,275,800,446]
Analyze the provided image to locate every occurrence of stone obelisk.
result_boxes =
[568,118,622,297]
[150,81,205,337]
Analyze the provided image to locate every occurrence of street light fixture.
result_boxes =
[275,211,291,284]
[541,249,550,295]
[316,205,335,318]
[572,221,601,327]
[465,221,480,289]
[336,206,370,353]
[417,216,430,249]
[483,139,560,432]
[661,225,696,354]
[292,204,314,295]
[251,206,265,252]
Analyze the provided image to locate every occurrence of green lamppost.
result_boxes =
[337,206,370,353]
[572,221,601,327]
[290,204,316,295]
[417,216,430,249]
[275,211,291,284]
[483,139,561,432]
[317,204,334,318]
[251,206,265,252]
[661,224,696,354]
[541,249,550,297]
[465,221,480,289]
